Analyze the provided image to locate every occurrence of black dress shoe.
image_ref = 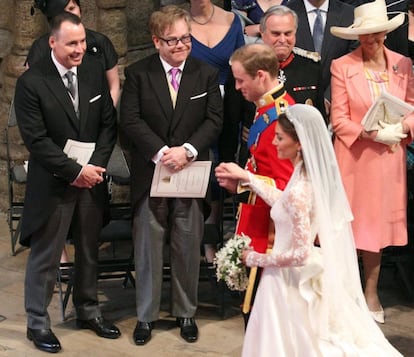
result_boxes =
[27,328,61,353]
[76,317,121,339]
[176,317,198,343]
[133,321,153,345]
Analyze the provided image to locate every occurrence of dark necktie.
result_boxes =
[313,9,324,54]
[170,68,180,92]
[64,71,79,116]
[65,71,76,100]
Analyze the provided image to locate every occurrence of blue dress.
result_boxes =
[232,0,264,24]
[190,15,244,85]
[232,0,289,24]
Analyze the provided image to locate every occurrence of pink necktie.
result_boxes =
[170,68,180,92]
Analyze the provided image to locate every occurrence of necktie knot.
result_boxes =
[313,9,324,54]
[170,68,180,92]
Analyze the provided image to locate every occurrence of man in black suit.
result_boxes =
[120,5,222,346]
[14,12,119,354]
[287,0,356,112]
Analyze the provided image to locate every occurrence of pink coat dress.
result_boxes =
[330,46,414,252]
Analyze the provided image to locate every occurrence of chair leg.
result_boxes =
[62,280,73,321]
[10,215,22,256]
[56,269,65,321]
[57,265,74,321]
[122,271,136,288]
[122,247,135,288]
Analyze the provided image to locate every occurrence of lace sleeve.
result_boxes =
[245,172,283,206]
[245,178,314,268]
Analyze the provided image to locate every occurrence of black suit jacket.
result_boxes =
[288,0,356,96]
[282,50,323,114]
[14,55,117,245]
[120,54,223,209]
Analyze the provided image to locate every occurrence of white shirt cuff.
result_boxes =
[183,143,198,161]
[152,145,169,164]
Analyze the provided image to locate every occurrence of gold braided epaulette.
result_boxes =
[293,47,321,62]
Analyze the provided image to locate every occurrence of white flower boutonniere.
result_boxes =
[214,234,251,291]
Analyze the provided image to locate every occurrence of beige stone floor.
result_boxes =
[0,213,413,356]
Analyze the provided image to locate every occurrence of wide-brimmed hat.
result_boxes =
[330,0,405,40]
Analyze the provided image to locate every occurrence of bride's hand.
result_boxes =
[241,247,254,265]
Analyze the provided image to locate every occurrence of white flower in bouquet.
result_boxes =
[214,234,251,291]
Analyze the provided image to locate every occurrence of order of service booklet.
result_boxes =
[150,161,212,198]
[361,91,414,131]
[63,139,95,166]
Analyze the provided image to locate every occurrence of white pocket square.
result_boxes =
[190,92,207,100]
[89,94,101,103]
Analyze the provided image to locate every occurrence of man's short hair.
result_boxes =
[149,5,191,38]
[49,12,82,37]
[259,5,298,33]
[230,44,279,78]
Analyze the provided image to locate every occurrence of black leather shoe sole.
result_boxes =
[27,328,61,353]
[133,322,153,346]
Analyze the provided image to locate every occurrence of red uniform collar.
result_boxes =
[279,52,294,69]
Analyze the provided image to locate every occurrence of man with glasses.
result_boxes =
[120,5,222,346]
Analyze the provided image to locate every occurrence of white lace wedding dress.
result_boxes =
[242,162,402,357]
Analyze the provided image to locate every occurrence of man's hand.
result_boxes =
[71,165,106,188]
[215,162,248,193]
[160,146,187,172]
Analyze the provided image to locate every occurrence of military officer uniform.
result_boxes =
[279,47,324,118]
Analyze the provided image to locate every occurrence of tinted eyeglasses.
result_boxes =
[158,35,192,46]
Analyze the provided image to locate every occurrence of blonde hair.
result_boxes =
[149,5,191,38]
[230,44,279,78]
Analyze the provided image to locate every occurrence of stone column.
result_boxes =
[96,0,128,80]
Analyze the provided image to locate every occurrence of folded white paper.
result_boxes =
[150,161,212,198]
[361,91,414,131]
[63,139,95,166]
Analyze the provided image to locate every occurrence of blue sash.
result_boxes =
[247,106,278,149]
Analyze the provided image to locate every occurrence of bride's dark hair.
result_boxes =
[277,113,299,142]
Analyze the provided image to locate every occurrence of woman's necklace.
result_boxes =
[190,4,215,25]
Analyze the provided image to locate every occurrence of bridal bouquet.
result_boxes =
[214,234,251,291]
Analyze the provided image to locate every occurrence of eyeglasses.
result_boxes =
[158,35,192,46]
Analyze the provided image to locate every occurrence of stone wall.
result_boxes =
[0,0,222,213]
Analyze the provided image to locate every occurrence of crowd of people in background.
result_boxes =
[12,0,414,355]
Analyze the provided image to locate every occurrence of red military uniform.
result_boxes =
[236,84,295,253]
